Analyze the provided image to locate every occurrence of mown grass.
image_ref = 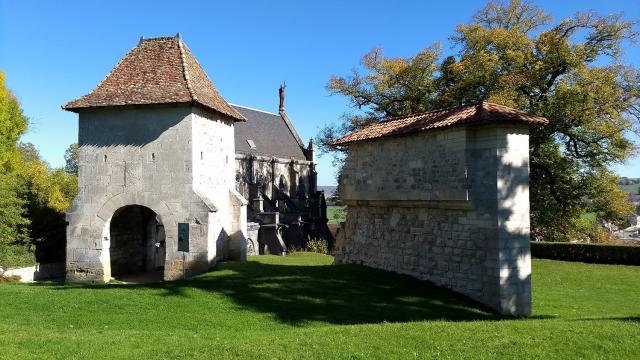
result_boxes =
[0,253,639,359]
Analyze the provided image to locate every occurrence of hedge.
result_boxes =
[531,241,640,266]
[0,244,36,269]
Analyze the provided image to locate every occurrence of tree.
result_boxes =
[0,173,29,245]
[18,143,77,213]
[318,45,442,161]
[0,72,28,171]
[0,72,30,245]
[0,72,77,264]
[64,143,78,176]
[14,143,77,263]
[319,0,639,242]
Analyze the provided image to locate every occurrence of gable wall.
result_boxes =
[191,107,239,262]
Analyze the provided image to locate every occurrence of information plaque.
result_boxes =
[178,223,189,252]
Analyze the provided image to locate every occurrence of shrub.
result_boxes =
[306,238,329,255]
[0,274,21,283]
[0,243,35,269]
[531,241,640,265]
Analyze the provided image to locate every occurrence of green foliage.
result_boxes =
[320,0,639,241]
[306,238,329,255]
[0,72,30,245]
[0,175,29,245]
[531,241,640,265]
[0,72,28,172]
[64,143,78,175]
[1,254,640,358]
[559,214,618,244]
[0,72,77,263]
[18,143,78,213]
[327,205,347,224]
[0,243,35,269]
[16,145,76,263]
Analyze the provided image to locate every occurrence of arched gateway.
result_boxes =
[108,205,165,280]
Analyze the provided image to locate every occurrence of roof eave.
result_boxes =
[61,101,194,114]
[332,118,548,146]
[193,102,247,122]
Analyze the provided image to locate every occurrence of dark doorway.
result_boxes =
[109,205,165,281]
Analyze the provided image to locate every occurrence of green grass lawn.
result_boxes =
[1,253,639,359]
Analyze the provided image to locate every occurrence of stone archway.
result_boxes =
[96,192,179,281]
[108,205,165,281]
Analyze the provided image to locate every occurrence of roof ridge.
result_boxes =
[332,101,548,146]
[378,103,475,124]
[141,36,177,41]
[482,101,528,112]
[230,103,279,116]
[179,41,245,121]
[279,110,305,149]
[177,38,197,103]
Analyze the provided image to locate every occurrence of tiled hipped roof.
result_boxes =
[332,102,548,146]
[63,36,245,121]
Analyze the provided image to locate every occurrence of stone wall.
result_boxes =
[335,125,532,316]
[191,107,240,263]
[66,104,246,282]
[234,155,314,203]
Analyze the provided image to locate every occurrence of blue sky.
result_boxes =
[1,0,638,185]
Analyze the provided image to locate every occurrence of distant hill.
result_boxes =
[620,184,640,194]
[318,186,337,197]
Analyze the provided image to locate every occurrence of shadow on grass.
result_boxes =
[570,316,640,323]
[39,260,545,326]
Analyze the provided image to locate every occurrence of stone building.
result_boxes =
[332,102,548,316]
[233,100,332,256]
[62,35,330,282]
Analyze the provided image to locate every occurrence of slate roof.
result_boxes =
[332,101,548,146]
[232,105,307,160]
[63,36,245,121]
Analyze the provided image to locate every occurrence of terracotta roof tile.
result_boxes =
[63,36,245,121]
[332,102,548,146]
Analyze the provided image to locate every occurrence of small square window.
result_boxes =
[247,139,257,150]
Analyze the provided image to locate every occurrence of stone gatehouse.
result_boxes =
[63,35,331,282]
[332,102,548,316]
